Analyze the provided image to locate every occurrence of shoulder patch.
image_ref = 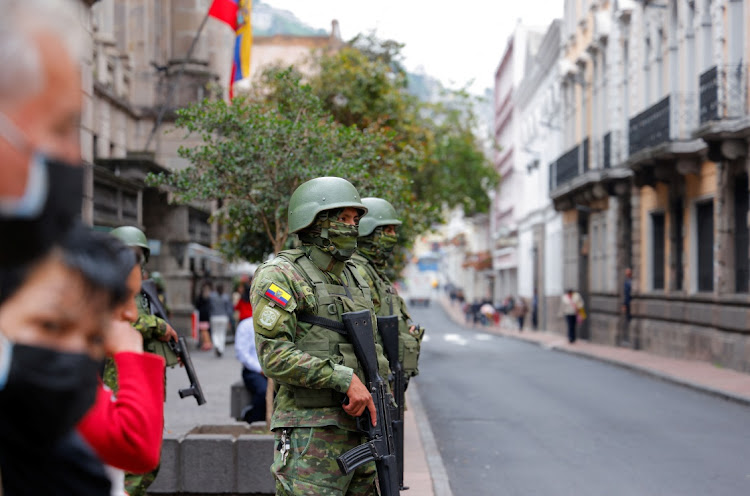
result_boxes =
[258,307,281,330]
[264,283,292,308]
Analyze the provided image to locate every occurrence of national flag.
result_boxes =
[208,0,239,30]
[208,0,252,99]
[265,283,291,307]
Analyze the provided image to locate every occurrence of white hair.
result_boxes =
[0,0,86,105]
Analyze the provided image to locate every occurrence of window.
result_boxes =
[651,212,666,290]
[696,200,714,292]
[734,174,749,293]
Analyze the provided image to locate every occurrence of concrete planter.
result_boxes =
[148,425,275,495]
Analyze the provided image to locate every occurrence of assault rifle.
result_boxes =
[377,315,407,491]
[338,310,400,496]
[141,279,207,406]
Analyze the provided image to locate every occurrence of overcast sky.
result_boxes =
[261,0,564,94]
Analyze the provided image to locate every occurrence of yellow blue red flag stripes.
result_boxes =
[265,283,291,307]
[208,0,252,99]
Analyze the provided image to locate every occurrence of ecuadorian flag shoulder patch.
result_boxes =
[265,283,291,307]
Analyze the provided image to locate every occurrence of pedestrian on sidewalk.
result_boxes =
[209,284,231,357]
[515,296,528,331]
[194,283,212,351]
[561,289,584,343]
[235,317,266,424]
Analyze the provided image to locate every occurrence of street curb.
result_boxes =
[408,382,453,496]
[438,299,750,409]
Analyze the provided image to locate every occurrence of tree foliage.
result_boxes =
[150,35,498,265]
[149,69,403,260]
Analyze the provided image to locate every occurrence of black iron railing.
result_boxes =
[582,137,590,172]
[699,66,718,124]
[628,96,671,156]
[603,132,611,169]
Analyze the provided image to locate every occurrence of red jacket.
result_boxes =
[235,299,253,322]
[78,352,166,474]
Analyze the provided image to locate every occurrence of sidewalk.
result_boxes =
[441,297,750,406]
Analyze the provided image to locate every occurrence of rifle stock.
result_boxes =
[337,311,400,496]
[141,279,206,406]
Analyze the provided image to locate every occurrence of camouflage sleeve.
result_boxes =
[134,314,168,341]
[251,262,353,394]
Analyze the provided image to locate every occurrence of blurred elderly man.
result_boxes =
[0,0,86,266]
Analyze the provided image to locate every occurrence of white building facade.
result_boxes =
[514,20,564,330]
[492,24,546,304]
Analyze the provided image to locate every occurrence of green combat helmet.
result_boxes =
[358,197,402,237]
[111,226,150,263]
[150,271,164,289]
[288,176,368,233]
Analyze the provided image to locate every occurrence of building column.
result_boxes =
[715,160,734,295]
[629,183,642,349]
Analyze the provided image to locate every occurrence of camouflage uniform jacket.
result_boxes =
[103,293,169,393]
[352,252,422,377]
[251,245,387,432]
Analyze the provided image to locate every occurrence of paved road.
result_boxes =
[411,305,750,496]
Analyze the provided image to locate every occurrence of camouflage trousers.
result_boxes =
[272,426,377,495]
[124,465,159,496]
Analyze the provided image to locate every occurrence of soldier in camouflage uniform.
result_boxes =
[105,226,179,496]
[251,177,390,495]
[352,198,424,384]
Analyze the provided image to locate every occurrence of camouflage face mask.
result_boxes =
[359,229,397,266]
[327,219,359,261]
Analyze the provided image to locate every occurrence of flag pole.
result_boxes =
[142,12,211,152]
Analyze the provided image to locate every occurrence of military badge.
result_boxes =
[265,283,291,307]
[258,306,281,330]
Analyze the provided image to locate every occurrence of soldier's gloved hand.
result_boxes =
[158,324,179,343]
[344,374,377,426]
[106,319,144,355]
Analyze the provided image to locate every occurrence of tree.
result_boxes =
[149,68,404,259]
[309,36,498,238]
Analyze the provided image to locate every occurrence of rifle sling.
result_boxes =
[297,313,348,336]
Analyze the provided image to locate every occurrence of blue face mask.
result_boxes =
[0,151,49,218]
[0,113,83,266]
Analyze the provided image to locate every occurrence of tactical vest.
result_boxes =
[278,249,390,408]
[353,254,420,375]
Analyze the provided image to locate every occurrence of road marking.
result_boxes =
[474,334,494,341]
[422,334,431,342]
[444,334,468,346]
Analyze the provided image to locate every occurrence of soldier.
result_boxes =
[106,225,178,496]
[251,177,390,495]
[352,198,423,382]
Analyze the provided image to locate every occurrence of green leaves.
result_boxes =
[151,37,497,270]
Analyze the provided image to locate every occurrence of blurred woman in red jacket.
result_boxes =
[78,250,165,493]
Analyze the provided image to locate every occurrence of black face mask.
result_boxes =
[0,340,100,450]
[0,158,84,267]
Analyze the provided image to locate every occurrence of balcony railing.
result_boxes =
[629,96,670,156]
[699,64,748,125]
[603,132,612,169]
[699,66,718,124]
[550,138,590,191]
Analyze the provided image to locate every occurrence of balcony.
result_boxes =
[699,64,748,125]
[549,137,589,191]
[629,93,698,157]
[628,96,670,156]
[603,132,611,169]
